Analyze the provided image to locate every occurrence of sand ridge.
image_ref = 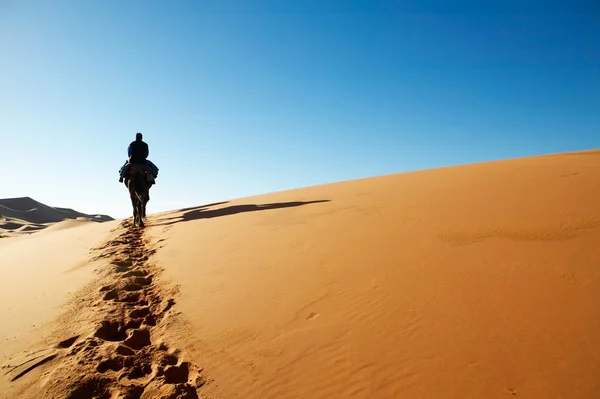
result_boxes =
[0,197,113,238]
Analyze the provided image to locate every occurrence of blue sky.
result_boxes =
[1,1,599,219]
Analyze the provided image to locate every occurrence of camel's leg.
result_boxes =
[129,184,139,227]
[131,197,139,227]
[142,193,148,218]
[137,198,145,228]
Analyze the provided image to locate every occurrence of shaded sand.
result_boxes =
[0,197,113,238]
[2,149,600,398]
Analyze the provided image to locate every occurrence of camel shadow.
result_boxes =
[155,200,330,226]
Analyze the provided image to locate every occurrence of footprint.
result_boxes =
[163,362,191,384]
[123,270,149,278]
[129,307,151,319]
[142,380,198,399]
[143,314,157,326]
[123,282,144,292]
[158,352,179,368]
[307,312,320,320]
[67,376,111,399]
[121,356,153,380]
[124,328,151,350]
[124,364,153,380]
[103,289,119,301]
[119,385,145,399]
[124,318,144,331]
[115,265,131,273]
[57,335,79,349]
[112,259,134,268]
[99,285,114,292]
[46,225,203,399]
[133,276,153,286]
[119,292,142,303]
[96,357,124,373]
[94,320,126,342]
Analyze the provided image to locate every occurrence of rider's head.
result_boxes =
[136,132,143,141]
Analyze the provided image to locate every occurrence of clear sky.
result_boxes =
[1,1,599,219]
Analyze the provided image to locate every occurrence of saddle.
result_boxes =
[128,164,155,185]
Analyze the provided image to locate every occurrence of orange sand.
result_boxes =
[1,149,600,398]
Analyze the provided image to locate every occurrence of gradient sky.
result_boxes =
[1,1,599,219]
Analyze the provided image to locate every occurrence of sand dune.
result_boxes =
[0,197,113,238]
[1,149,600,398]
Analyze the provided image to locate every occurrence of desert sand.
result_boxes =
[1,149,600,398]
[0,197,113,238]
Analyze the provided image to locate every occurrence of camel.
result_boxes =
[126,165,152,227]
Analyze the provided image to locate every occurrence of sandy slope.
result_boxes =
[1,149,600,398]
[0,219,119,395]
[0,197,113,238]
[146,149,600,399]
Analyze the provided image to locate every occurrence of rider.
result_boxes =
[119,133,159,183]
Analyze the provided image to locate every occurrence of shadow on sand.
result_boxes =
[155,200,330,226]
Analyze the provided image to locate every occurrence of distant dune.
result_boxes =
[1,149,600,399]
[0,197,113,237]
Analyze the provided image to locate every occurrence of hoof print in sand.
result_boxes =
[123,282,144,292]
[129,307,151,319]
[143,314,157,326]
[66,376,111,399]
[141,381,198,399]
[120,385,145,399]
[133,275,153,286]
[123,270,149,278]
[103,289,119,301]
[163,362,191,384]
[96,357,124,373]
[159,353,179,368]
[94,320,127,342]
[99,285,114,293]
[123,363,153,380]
[124,317,144,330]
[57,335,80,349]
[124,328,151,350]
[24,221,204,399]
[119,292,142,303]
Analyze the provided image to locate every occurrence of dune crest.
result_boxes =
[0,197,113,237]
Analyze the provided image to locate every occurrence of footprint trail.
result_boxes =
[2,219,205,398]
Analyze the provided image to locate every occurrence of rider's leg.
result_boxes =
[118,161,128,183]
[120,162,132,184]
